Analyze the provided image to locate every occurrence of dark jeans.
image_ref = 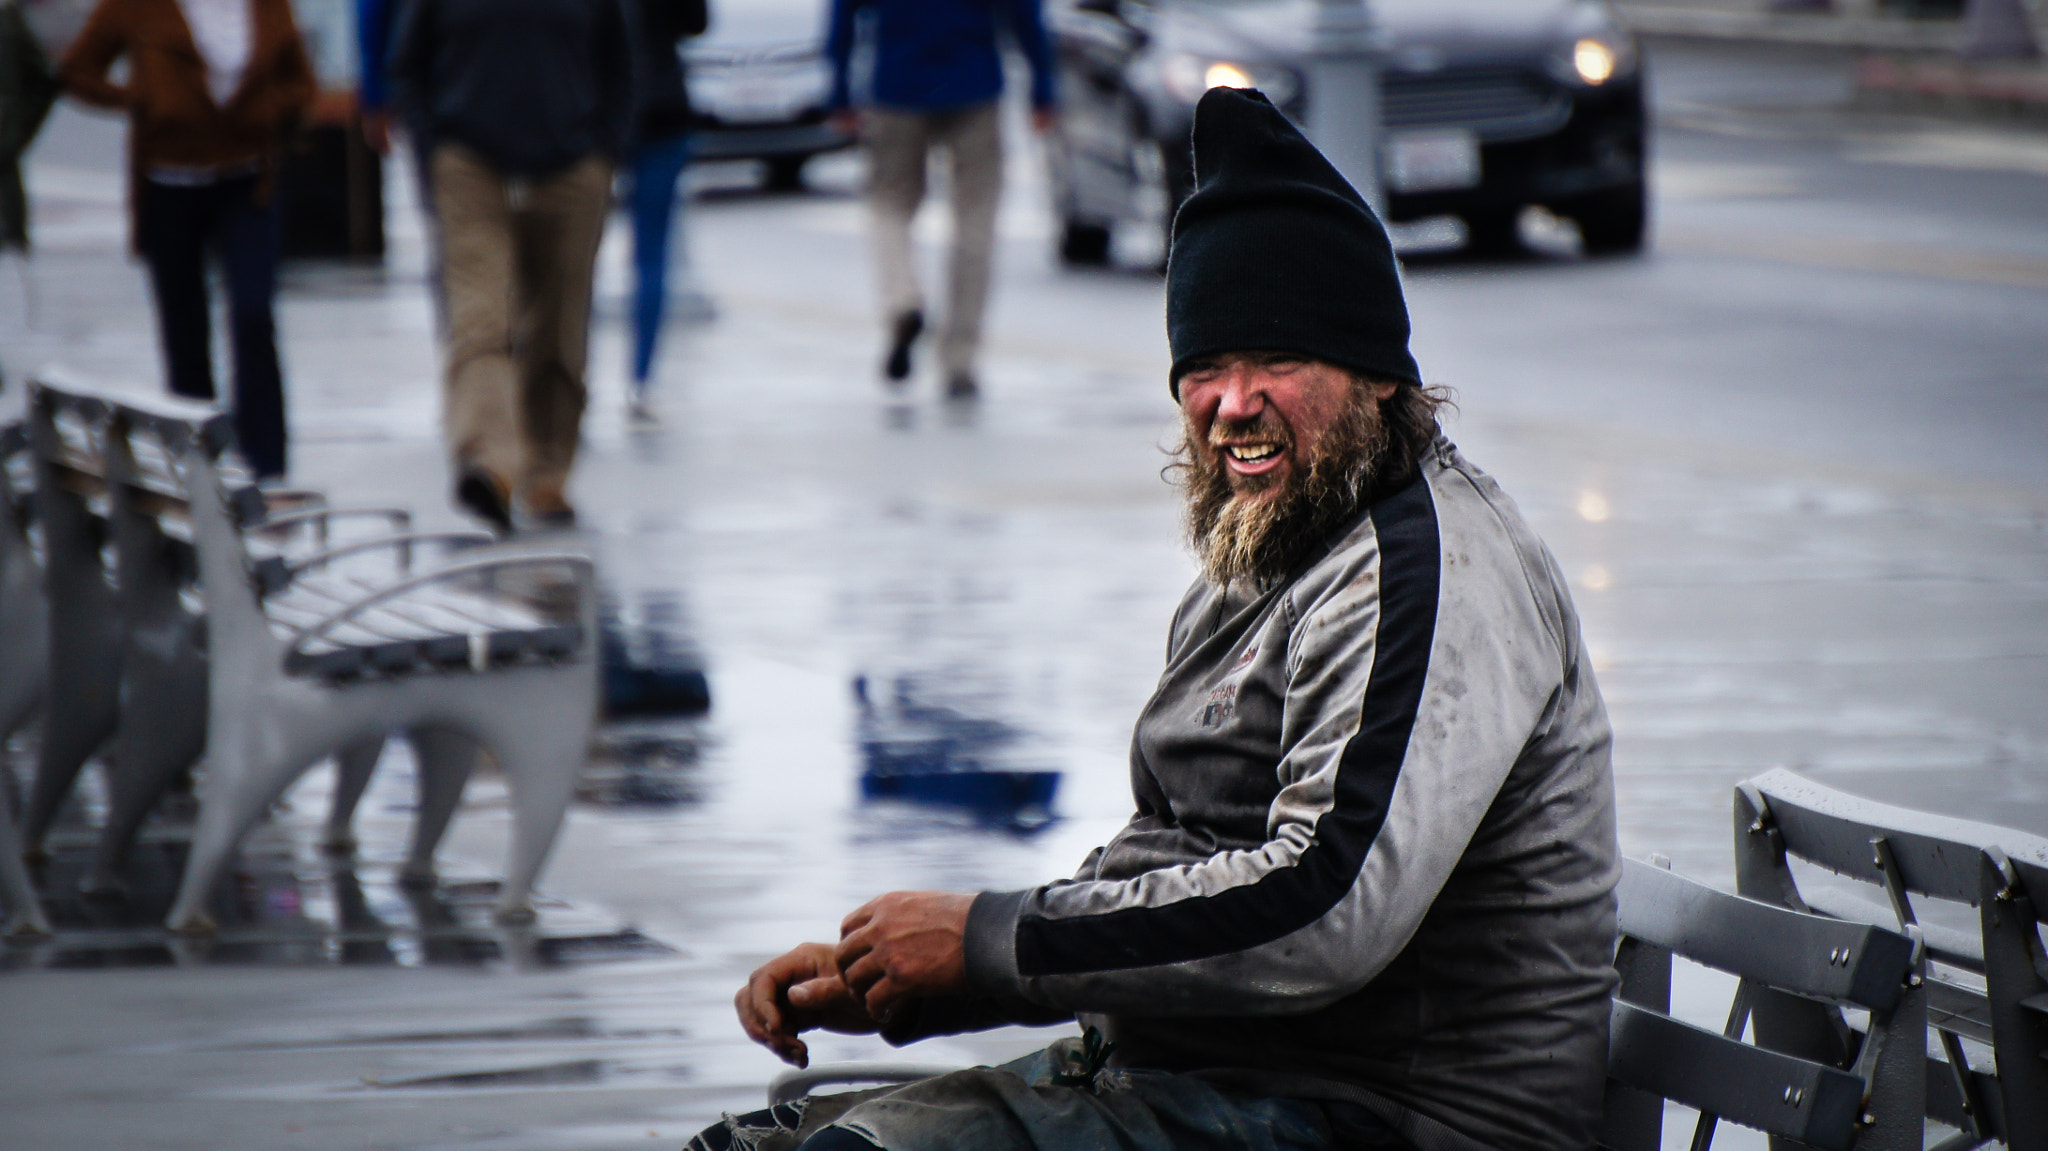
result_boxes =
[684,1040,1418,1151]
[138,174,288,479]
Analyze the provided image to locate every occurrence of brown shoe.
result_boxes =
[455,463,513,534]
[524,478,577,527]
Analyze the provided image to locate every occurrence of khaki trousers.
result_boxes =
[433,144,611,495]
[865,102,1002,378]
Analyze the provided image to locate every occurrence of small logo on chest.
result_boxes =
[1200,682,1238,727]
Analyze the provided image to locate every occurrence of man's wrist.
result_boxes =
[961,889,1029,994]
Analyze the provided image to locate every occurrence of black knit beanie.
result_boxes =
[1166,87,1420,397]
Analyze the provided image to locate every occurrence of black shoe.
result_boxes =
[944,371,979,400]
[455,464,513,534]
[884,309,924,381]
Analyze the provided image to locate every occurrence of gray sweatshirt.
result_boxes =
[892,439,1620,1151]
[390,0,633,176]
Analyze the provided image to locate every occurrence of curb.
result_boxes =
[1618,4,2048,121]
[1616,5,1963,50]
[1854,52,2048,119]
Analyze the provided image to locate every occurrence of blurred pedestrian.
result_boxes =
[1,0,61,256]
[58,0,315,480]
[392,0,634,531]
[825,0,1055,400]
[623,0,708,423]
[353,0,441,327]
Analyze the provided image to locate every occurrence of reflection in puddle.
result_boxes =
[600,591,711,718]
[853,674,1060,831]
[580,728,709,808]
[2,824,669,972]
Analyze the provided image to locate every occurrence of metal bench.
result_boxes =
[113,387,600,932]
[0,420,53,936]
[1735,768,2048,1151]
[17,379,409,895]
[760,858,1929,1151]
[1604,856,1926,1151]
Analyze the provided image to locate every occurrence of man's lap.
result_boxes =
[687,1039,1408,1151]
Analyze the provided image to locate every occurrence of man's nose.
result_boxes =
[1213,369,1266,422]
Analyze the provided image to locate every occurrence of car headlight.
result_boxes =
[1547,31,1635,85]
[1161,53,1298,105]
[1547,3,1637,86]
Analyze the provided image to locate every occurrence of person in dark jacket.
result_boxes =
[59,0,315,480]
[390,0,633,530]
[701,89,1620,1151]
[825,0,1054,399]
[623,0,707,421]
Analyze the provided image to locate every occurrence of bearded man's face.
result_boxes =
[1174,353,1395,587]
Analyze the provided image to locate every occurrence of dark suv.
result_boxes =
[1046,0,1647,262]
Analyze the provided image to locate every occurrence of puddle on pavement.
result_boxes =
[2,765,672,972]
[580,726,712,809]
[853,672,1062,832]
[600,590,711,720]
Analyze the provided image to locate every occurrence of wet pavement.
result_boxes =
[3,35,2048,1151]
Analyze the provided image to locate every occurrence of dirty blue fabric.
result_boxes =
[684,1039,1386,1151]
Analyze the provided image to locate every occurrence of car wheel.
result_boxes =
[1462,208,1524,256]
[1567,181,1647,256]
[1059,220,1113,266]
[764,156,808,192]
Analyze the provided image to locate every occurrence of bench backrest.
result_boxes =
[1603,857,1925,1151]
[1734,769,2048,1151]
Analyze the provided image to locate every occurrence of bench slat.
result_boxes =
[1608,1001,1867,1151]
[1798,885,1987,972]
[1617,860,1917,1010]
[1750,768,2048,905]
[1926,975,1995,1045]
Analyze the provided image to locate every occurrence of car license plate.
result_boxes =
[713,76,799,124]
[1384,130,1481,194]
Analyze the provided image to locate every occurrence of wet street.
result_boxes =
[3,35,2047,1151]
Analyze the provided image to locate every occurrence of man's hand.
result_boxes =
[835,891,973,1022]
[735,941,880,1068]
[830,108,862,138]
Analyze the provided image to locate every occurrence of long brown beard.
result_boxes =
[1176,384,1390,588]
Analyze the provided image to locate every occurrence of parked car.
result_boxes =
[686,0,854,188]
[1046,0,1648,262]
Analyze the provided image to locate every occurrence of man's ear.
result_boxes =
[1370,380,1399,403]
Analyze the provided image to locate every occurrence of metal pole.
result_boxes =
[1308,0,1383,216]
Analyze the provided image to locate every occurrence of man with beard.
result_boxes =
[704,88,1619,1151]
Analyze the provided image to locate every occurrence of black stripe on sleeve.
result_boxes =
[1014,475,1442,978]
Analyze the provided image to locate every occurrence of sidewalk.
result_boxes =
[1618,0,2048,120]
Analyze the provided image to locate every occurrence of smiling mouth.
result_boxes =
[1224,443,1282,463]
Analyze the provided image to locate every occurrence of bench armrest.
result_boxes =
[254,505,413,545]
[287,530,494,578]
[280,550,595,670]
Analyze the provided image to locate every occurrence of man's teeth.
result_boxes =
[1226,444,1281,462]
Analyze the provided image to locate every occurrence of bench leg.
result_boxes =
[0,767,52,936]
[400,727,476,887]
[18,647,119,856]
[82,634,208,896]
[22,481,123,856]
[165,722,335,935]
[490,721,588,925]
[322,736,388,854]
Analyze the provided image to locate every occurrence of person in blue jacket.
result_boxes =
[825,0,1055,400]
[623,0,708,422]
